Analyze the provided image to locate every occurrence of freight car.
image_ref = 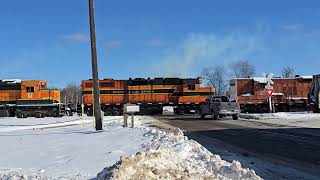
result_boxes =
[0,79,62,118]
[81,77,214,115]
[229,76,312,113]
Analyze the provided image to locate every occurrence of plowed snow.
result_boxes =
[97,128,262,180]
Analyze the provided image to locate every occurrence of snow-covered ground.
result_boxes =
[0,116,148,179]
[240,112,320,128]
[0,116,120,132]
[0,115,261,180]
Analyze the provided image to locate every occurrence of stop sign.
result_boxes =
[265,85,273,97]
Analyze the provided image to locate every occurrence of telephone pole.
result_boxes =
[88,0,102,130]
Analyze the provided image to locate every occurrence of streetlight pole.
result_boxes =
[88,0,102,130]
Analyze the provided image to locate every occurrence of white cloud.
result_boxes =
[147,32,264,77]
[280,24,304,32]
[280,24,320,37]
[62,33,88,42]
[144,39,163,47]
[106,40,122,48]
[304,29,320,37]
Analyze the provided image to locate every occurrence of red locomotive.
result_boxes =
[230,76,312,112]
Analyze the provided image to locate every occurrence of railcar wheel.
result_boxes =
[105,111,112,116]
[113,111,120,116]
[35,113,44,118]
[313,108,320,113]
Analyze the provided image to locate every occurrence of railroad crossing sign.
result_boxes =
[265,85,274,97]
[263,73,274,113]
[263,73,274,96]
[264,73,274,85]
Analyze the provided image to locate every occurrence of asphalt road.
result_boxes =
[154,115,320,179]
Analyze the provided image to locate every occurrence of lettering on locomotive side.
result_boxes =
[112,90,125,94]
[128,90,155,94]
[113,90,156,94]
[140,90,153,93]
[130,90,140,94]
[83,89,175,94]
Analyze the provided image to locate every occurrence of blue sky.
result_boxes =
[0,0,319,88]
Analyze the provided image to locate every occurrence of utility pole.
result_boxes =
[88,0,102,130]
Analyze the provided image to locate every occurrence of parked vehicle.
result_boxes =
[200,96,240,120]
[308,74,320,113]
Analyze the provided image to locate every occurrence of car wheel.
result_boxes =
[212,112,218,120]
[200,113,205,119]
[232,114,239,120]
[16,113,23,118]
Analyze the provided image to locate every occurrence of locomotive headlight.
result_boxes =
[199,77,204,84]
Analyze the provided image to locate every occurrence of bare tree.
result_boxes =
[281,66,295,78]
[230,60,255,78]
[61,83,82,105]
[202,65,228,95]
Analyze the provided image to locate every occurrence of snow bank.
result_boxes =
[240,113,280,120]
[97,128,262,180]
[240,112,320,120]
[240,112,320,128]
[97,148,216,180]
[274,112,320,120]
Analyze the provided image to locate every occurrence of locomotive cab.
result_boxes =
[16,80,61,118]
[19,80,60,103]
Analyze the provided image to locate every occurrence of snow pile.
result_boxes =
[273,112,320,120]
[240,113,280,120]
[97,148,216,180]
[240,112,320,120]
[241,112,320,128]
[97,128,262,180]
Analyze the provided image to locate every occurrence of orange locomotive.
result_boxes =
[0,79,61,117]
[82,77,214,115]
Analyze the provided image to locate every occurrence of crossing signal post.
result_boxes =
[265,85,274,113]
[88,0,102,130]
[264,73,274,113]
